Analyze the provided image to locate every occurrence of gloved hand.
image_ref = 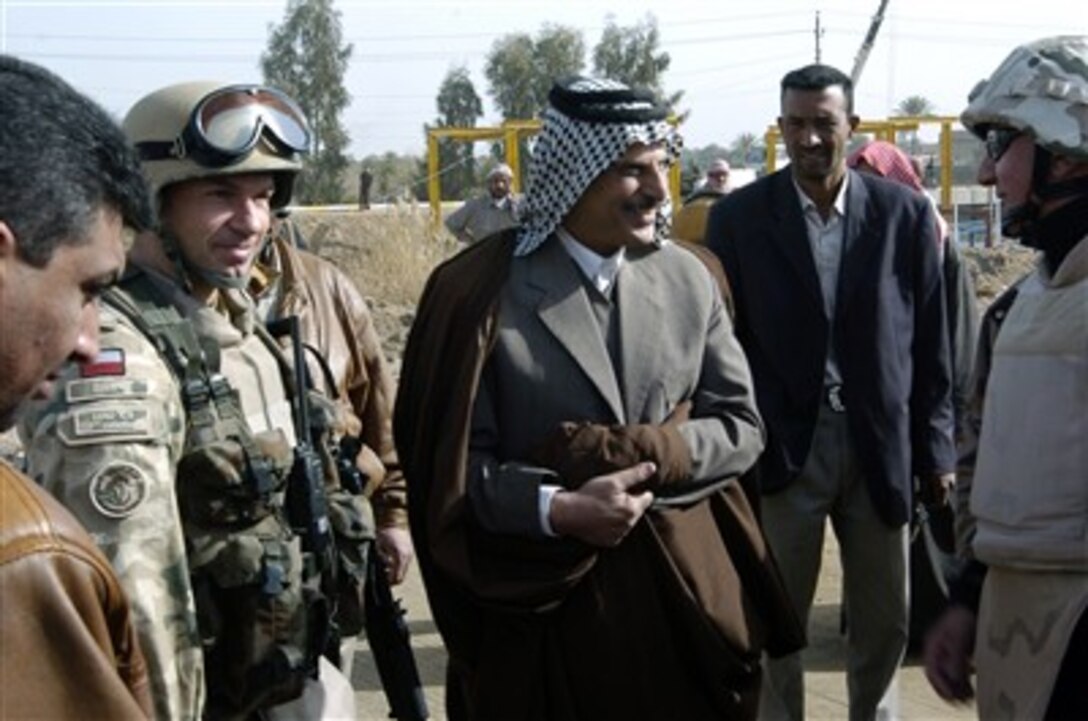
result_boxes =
[529,401,692,490]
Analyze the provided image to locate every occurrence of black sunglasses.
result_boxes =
[984,127,1022,162]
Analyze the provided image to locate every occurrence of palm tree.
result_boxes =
[894,95,936,118]
[893,95,937,155]
[729,132,760,168]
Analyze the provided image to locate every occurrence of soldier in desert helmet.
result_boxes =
[20,81,362,721]
[923,35,1088,720]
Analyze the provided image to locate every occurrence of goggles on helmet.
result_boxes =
[135,84,311,168]
[984,127,1023,163]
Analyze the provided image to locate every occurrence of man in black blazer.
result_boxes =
[706,64,956,721]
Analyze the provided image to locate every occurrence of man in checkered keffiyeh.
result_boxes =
[515,75,682,256]
[395,75,785,720]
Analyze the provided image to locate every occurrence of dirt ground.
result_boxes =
[352,525,976,720]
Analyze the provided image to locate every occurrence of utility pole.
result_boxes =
[851,0,891,85]
[814,11,824,63]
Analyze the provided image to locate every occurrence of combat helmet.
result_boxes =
[123,81,310,209]
[961,36,1088,237]
[961,36,1088,159]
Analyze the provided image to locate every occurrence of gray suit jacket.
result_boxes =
[467,235,764,535]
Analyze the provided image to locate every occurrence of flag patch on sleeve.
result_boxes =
[80,348,126,378]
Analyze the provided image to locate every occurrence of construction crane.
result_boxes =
[851,0,891,85]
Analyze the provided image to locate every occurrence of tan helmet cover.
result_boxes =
[961,36,1088,159]
[123,81,303,208]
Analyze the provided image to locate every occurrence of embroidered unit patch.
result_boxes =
[72,407,152,437]
[88,462,149,518]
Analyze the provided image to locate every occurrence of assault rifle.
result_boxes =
[366,545,429,720]
[268,317,426,716]
[266,316,332,560]
[337,431,428,719]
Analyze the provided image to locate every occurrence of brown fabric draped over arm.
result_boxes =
[394,232,605,657]
[396,233,802,719]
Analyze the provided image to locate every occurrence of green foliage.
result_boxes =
[535,26,586,101]
[437,66,483,127]
[484,34,536,120]
[432,66,484,200]
[262,0,352,204]
[592,14,681,108]
[484,24,585,119]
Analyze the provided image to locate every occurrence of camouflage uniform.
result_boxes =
[20,79,361,721]
[962,36,1088,159]
[20,298,203,721]
[20,272,322,721]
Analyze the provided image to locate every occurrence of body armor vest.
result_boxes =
[104,271,332,720]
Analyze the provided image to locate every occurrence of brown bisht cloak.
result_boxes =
[394,230,803,721]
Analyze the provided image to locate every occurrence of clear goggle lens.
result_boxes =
[135,85,311,168]
[196,87,310,155]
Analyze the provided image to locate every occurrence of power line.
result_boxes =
[1,9,833,45]
[672,50,813,79]
[822,8,1082,33]
[10,26,813,52]
[13,48,491,63]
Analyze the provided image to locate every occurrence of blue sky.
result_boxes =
[4,0,1085,158]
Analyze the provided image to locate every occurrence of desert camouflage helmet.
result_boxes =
[961,36,1088,158]
[123,81,306,208]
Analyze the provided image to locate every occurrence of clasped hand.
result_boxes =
[548,462,656,547]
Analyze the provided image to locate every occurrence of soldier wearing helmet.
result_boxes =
[123,81,307,292]
[959,35,1088,256]
[19,82,357,720]
[923,36,1088,719]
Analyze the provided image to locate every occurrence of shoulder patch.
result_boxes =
[88,462,148,518]
[80,348,126,378]
[66,377,150,404]
[55,399,172,448]
[72,406,152,438]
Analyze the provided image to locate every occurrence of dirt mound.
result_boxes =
[291,206,459,376]
[299,209,1038,360]
[960,242,1037,308]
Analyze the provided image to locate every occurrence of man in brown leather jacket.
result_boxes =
[252,231,414,583]
[252,228,413,582]
[0,55,154,719]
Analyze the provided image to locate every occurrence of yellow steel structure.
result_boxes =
[763,116,960,210]
[427,119,682,226]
